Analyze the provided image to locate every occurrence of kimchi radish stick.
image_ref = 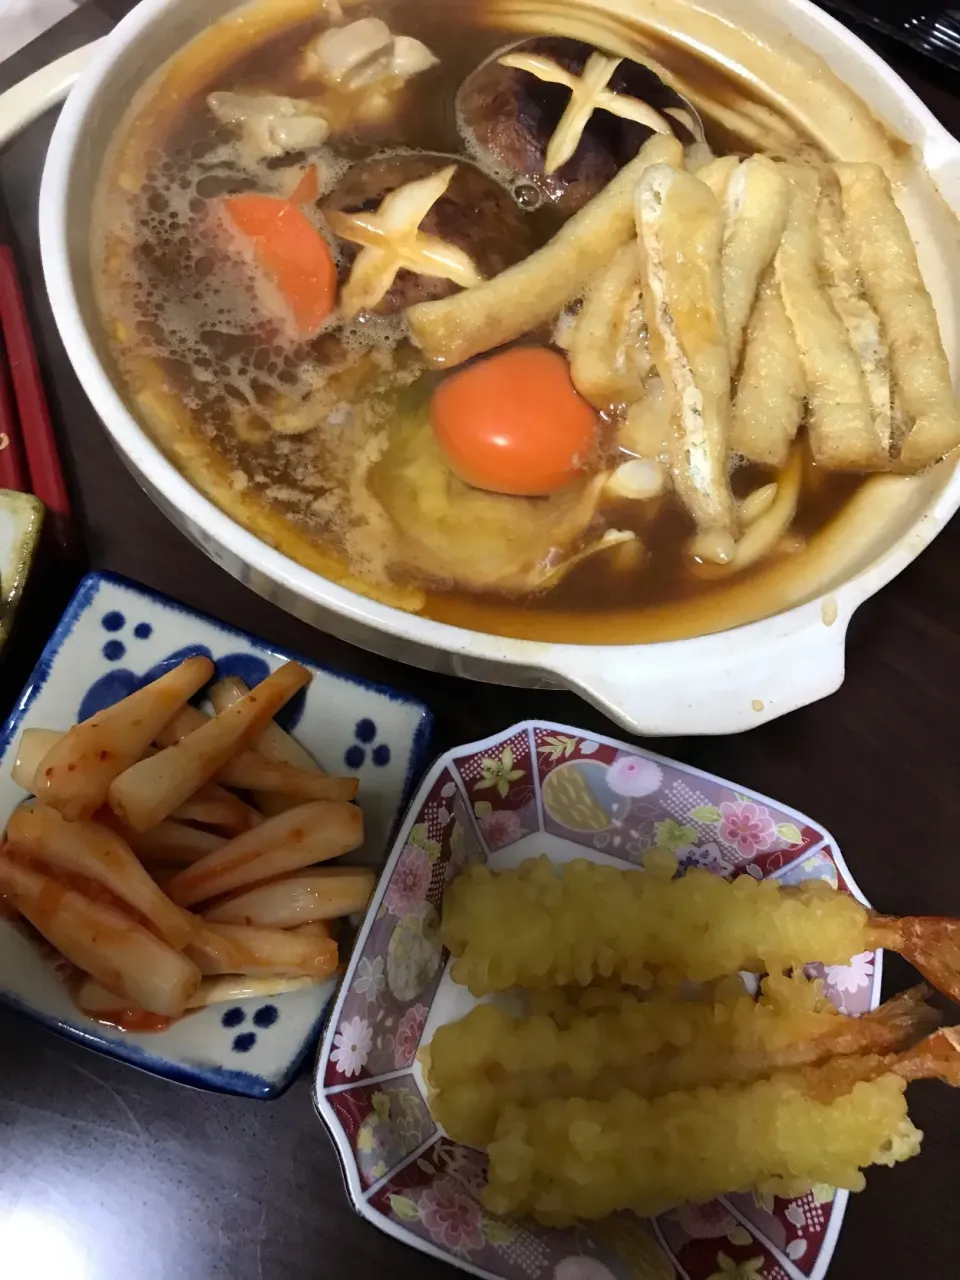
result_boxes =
[77,972,321,1017]
[157,703,354,802]
[208,677,319,771]
[220,756,357,801]
[164,800,363,907]
[108,660,311,831]
[188,921,338,978]
[5,802,195,951]
[112,819,225,866]
[171,783,263,834]
[14,731,159,794]
[33,656,214,821]
[211,676,322,816]
[0,856,201,1015]
[187,973,321,1008]
[204,866,376,927]
[12,728,61,792]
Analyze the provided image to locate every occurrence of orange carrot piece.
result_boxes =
[222,193,337,336]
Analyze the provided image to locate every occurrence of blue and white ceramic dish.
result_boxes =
[0,571,431,1098]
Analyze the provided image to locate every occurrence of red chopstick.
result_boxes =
[0,244,74,557]
[0,328,27,492]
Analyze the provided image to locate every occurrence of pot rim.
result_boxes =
[38,0,960,689]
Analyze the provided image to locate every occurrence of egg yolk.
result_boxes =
[430,346,598,496]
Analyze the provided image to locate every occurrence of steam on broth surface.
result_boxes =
[94,0,960,643]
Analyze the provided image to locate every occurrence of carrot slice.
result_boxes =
[222,193,337,337]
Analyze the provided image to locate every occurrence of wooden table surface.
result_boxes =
[1,5,959,1278]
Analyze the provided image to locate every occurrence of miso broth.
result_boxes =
[94,0,907,644]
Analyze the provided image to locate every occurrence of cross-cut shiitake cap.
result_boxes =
[457,36,702,216]
[322,151,533,314]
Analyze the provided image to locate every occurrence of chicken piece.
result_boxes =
[324,154,532,315]
[301,17,437,91]
[206,92,330,160]
[457,36,699,215]
[367,407,620,595]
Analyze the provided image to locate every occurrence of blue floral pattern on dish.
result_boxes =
[79,627,306,733]
[345,717,392,770]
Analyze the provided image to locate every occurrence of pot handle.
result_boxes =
[548,599,851,737]
[0,40,104,152]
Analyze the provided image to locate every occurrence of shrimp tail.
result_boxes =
[871,912,960,1005]
[805,1024,960,1101]
[852,983,940,1049]
[891,1027,960,1086]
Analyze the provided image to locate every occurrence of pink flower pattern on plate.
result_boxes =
[331,1015,373,1078]
[385,844,432,916]
[419,1177,485,1253]
[394,1003,428,1068]
[719,800,777,857]
[824,951,875,994]
[605,755,663,798]
[670,1200,739,1239]
[479,807,524,850]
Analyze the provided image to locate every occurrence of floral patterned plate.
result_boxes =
[0,571,431,1098]
[315,721,879,1280]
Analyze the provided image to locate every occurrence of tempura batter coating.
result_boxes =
[442,856,868,994]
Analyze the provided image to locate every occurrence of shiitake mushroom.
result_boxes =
[457,36,700,215]
[322,151,533,314]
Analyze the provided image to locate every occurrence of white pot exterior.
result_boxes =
[39,0,960,735]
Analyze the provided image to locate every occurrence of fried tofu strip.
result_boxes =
[693,154,739,200]
[731,272,806,467]
[0,855,200,1015]
[817,165,894,454]
[721,155,789,367]
[834,161,960,470]
[635,164,737,550]
[620,376,672,463]
[774,166,886,470]
[568,243,652,408]
[406,133,683,366]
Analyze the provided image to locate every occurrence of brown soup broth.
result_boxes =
[95,0,864,643]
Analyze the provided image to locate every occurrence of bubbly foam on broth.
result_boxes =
[94,0,867,642]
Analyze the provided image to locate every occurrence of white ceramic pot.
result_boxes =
[38,0,960,735]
